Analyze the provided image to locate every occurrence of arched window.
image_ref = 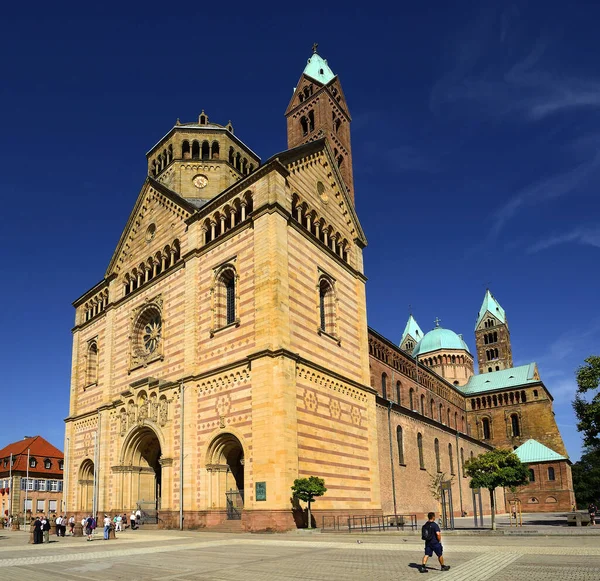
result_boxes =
[396,381,401,404]
[409,388,414,410]
[211,141,220,159]
[229,147,235,164]
[318,277,335,336]
[548,467,555,481]
[511,414,520,437]
[417,433,425,469]
[214,267,237,328]
[529,468,535,482]
[439,403,443,422]
[86,341,98,386]
[447,408,451,426]
[449,443,454,475]
[454,412,458,430]
[396,426,405,465]
[191,141,200,159]
[182,140,190,159]
[430,398,435,418]
[435,438,441,473]
[201,141,210,160]
[308,110,315,132]
[460,447,465,477]
[381,373,387,399]
[420,394,425,415]
[482,417,491,439]
[300,116,308,135]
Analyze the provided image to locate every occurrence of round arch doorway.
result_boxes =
[78,459,94,513]
[121,427,162,515]
[206,433,244,519]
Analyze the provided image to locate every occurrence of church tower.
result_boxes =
[285,45,355,203]
[474,290,513,373]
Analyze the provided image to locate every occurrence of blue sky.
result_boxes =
[0,1,597,462]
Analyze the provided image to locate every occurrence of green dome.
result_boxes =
[412,327,471,357]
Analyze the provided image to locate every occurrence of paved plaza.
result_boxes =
[1,517,600,580]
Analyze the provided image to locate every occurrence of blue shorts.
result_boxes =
[425,542,443,557]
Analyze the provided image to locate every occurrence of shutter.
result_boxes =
[20,478,26,490]
[58,481,63,492]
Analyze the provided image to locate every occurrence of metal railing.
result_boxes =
[321,514,417,533]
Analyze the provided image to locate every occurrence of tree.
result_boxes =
[572,355,600,448]
[427,471,453,519]
[571,446,600,508]
[464,449,529,530]
[291,476,327,529]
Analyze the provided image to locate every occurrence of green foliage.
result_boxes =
[427,472,453,503]
[572,446,600,507]
[464,449,529,491]
[291,476,327,504]
[573,356,600,448]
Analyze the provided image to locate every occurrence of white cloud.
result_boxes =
[527,225,600,253]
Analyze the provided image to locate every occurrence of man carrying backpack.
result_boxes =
[419,512,450,573]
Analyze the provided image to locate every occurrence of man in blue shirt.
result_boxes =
[419,512,450,573]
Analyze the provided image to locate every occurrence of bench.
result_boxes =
[566,512,592,526]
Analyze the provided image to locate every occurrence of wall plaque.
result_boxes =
[256,481,266,501]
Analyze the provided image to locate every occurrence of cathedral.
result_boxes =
[64,48,574,531]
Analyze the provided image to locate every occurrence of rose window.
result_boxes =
[143,315,162,353]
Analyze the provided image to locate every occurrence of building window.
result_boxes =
[449,443,455,475]
[430,398,435,418]
[420,394,425,415]
[49,500,57,512]
[548,467,555,481]
[409,388,415,410]
[417,433,425,469]
[44,459,51,469]
[529,468,535,482]
[460,447,465,477]
[214,266,237,329]
[38,480,47,491]
[482,417,491,439]
[533,390,538,398]
[36,500,45,512]
[396,381,401,404]
[86,341,98,386]
[381,373,387,399]
[396,426,405,465]
[29,458,37,468]
[27,479,35,491]
[49,480,59,492]
[511,414,520,437]
[58,460,63,471]
[318,276,336,336]
[435,439,441,473]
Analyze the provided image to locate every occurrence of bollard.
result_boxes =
[73,522,84,537]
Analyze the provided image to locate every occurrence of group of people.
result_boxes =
[80,509,143,541]
[31,514,76,544]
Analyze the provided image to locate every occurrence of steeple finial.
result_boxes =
[312,42,318,54]
[434,317,442,328]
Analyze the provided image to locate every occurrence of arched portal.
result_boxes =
[206,433,245,518]
[78,459,94,513]
[121,426,162,513]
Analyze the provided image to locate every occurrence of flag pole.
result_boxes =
[8,453,12,523]
[25,449,30,525]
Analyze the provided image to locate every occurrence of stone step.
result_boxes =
[203,520,244,533]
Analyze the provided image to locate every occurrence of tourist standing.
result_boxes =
[55,515,62,536]
[85,515,94,541]
[33,516,43,545]
[115,514,122,532]
[42,515,51,544]
[588,502,597,526]
[419,512,450,573]
[135,508,142,527]
[69,515,75,535]
[130,511,136,530]
[103,515,111,540]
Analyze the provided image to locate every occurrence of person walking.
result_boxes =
[55,515,62,537]
[115,514,122,532]
[68,515,75,535]
[103,515,111,540]
[135,508,142,528]
[85,515,94,541]
[588,502,597,526]
[130,511,137,530]
[419,512,450,573]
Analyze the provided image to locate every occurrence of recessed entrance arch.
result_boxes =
[78,459,94,513]
[120,426,162,513]
[206,433,245,519]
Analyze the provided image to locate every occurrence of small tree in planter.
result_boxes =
[291,476,327,529]
[465,449,528,530]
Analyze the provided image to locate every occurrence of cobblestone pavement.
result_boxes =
[1,529,599,580]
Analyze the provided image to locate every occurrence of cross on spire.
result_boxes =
[312,42,318,54]
[434,317,442,328]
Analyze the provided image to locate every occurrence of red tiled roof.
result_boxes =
[0,436,63,477]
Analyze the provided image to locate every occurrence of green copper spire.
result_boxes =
[400,314,424,348]
[475,289,507,331]
[303,46,336,85]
